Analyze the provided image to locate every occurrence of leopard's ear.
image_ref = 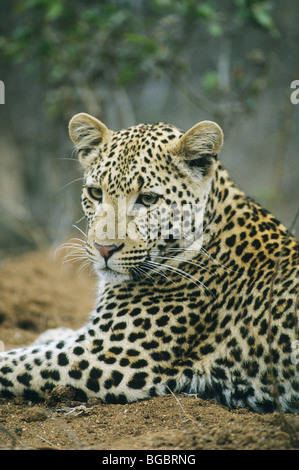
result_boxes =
[174,121,223,176]
[69,113,112,168]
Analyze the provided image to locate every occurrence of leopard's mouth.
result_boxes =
[91,252,149,282]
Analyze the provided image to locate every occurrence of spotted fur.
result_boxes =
[0,113,298,412]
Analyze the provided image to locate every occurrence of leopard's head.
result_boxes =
[69,113,223,282]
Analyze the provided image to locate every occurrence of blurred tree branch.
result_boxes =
[0,0,279,126]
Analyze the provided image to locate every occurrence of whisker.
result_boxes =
[166,247,201,252]
[164,243,238,274]
[145,259,199,287]
[59,177,84,192]
[55,236,89,274]
[144,260,215,297]
[72,224,87,238]
[141,262,175,285]
[131,266,142,281]
[60,242,86,250]
[55,239,86,254]
[59,237,86,245]
[181,231,203,246]
[56,157,80,162]
[62,253,86,263]
[77,260,93,276]
[58,243,92,278]
[74,215,86,225]
[199,246,238,273]
[132,265,155,283]
[155,255,216,275]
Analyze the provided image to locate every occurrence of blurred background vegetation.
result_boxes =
[0,0,298,260]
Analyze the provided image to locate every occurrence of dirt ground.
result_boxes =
[0,249,298,451]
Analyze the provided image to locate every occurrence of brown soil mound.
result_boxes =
[0,249,298,450]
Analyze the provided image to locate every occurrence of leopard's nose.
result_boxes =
[94,243,124,261]
[94,243,118,260]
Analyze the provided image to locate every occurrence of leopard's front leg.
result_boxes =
[0,317,190,403]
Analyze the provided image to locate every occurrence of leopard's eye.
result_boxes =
[137,193,160,207]
[87,187,103,202]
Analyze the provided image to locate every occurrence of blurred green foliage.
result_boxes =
[1,0,278,120]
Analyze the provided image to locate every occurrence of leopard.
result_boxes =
[0,112,298,413]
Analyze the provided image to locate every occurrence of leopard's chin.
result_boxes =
[96,266,131,284]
